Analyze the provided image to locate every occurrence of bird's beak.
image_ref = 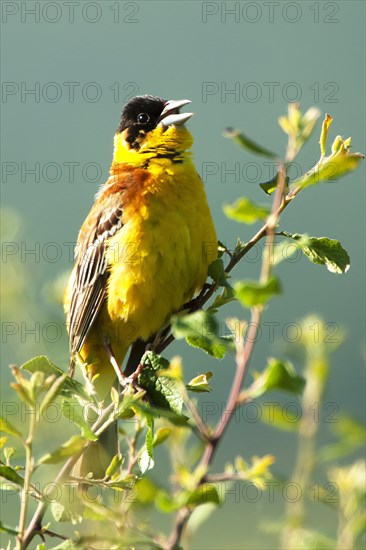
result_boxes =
[158,99,193,128]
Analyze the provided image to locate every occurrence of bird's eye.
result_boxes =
[137,113,150,124]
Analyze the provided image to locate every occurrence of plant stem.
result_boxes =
[21,396,119,548]
[17,409,36,550]
[281,348,329,548]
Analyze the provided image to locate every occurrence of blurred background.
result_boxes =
[1,1,365,548]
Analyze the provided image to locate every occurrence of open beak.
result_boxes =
[158,99,193,128]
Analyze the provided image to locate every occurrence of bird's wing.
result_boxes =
[67,191,123,356]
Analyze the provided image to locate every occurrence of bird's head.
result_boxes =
[113,95,194,165]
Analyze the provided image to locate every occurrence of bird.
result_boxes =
[64,95,217,478]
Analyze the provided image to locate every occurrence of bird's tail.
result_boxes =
[72,365,120,481]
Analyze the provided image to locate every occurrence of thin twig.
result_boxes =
[17,407,36,550]
[22,394,123,548]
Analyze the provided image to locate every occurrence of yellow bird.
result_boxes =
[64,95,217,477]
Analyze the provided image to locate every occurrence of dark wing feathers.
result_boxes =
[68,196,123,355]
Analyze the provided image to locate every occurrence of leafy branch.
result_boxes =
[1,105,364,550]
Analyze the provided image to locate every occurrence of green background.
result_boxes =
[1,1,365,548]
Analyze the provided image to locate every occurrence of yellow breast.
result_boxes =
[106,157,217,339]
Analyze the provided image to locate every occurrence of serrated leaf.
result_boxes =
[249,359,305,398]
[185,336,228,359]
[172,311,233,359]
[235,277,281,307]
[0,418,22,438]
[282,233,350,274]
[224,128,276,158]
[0,465,24,487]
[39,435,87,465]
[20,356,90,400]
[61,399,98,441]
[132,401,188,426]
[223,197,270,224]
[138,352,183,415]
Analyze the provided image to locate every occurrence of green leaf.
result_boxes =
[132,401,188,426]
[259,172,284,195]
[224,127,277,158]
[105,453,124,478]
[248,359,305,398]
[185,335,230,360]
[292,116,364,189]
[223,197,270,224]
[282,233,350,274]
[187,503,218,536]
[39,435,87,465]
[51,501,83,524]
[259,173,290,196]
[185,483,221,506]
[153,427,172,447]
[172,311,234,359]
[40,373,68,415]
[138,352,183,415]
[208,258,230,287]
[209,286,236,310]
[0,520,19,536]
[235,277,281,307]
[187,372,213,393]
[139,416,154,474]
[217,240,227,258]
[320,113,333,157]
[0,465,24,487]
[319,415,366,462]
[61,399,98,441]
[0,418,22,438]
[260,404,300,431]
[279,104,321,160]
[20,356,90,401]
[156,490,184,513]
[134,477,159,503]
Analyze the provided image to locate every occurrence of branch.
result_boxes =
[22,394,126,548]
[166,167,286,550]
[24,169,292,549]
